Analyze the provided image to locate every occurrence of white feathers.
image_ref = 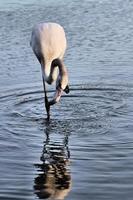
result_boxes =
[30,22,67,82]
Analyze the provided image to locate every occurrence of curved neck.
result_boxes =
[51,58,67,75]
[48,58,69,105]
[48,58,67,84]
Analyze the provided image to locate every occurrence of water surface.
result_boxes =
[1,0,133,199]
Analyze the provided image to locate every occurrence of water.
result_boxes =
[1,0,133,199]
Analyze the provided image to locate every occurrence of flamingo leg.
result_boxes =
[36,54,50,120]
[42,77,50,120]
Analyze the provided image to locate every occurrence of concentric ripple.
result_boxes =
[0,83,129,137]
[0,82,133,200]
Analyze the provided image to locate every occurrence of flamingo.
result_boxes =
[30,22,69,120]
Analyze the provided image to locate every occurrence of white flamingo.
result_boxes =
[30,22,69,119]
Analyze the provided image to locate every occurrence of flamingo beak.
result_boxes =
[64,85,69,94]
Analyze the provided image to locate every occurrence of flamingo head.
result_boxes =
[49,72,69,105]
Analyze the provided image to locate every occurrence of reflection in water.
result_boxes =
[34,123,71,199]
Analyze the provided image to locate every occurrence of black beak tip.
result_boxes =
[64,85,70,94]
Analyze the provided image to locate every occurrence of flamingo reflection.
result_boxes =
[34,125,71,199]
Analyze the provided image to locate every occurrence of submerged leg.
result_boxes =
[42,77,50,120]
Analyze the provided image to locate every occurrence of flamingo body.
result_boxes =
[31,23,67,83]
[30,22,69,119]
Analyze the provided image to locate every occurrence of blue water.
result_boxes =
[0,0,133,199]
